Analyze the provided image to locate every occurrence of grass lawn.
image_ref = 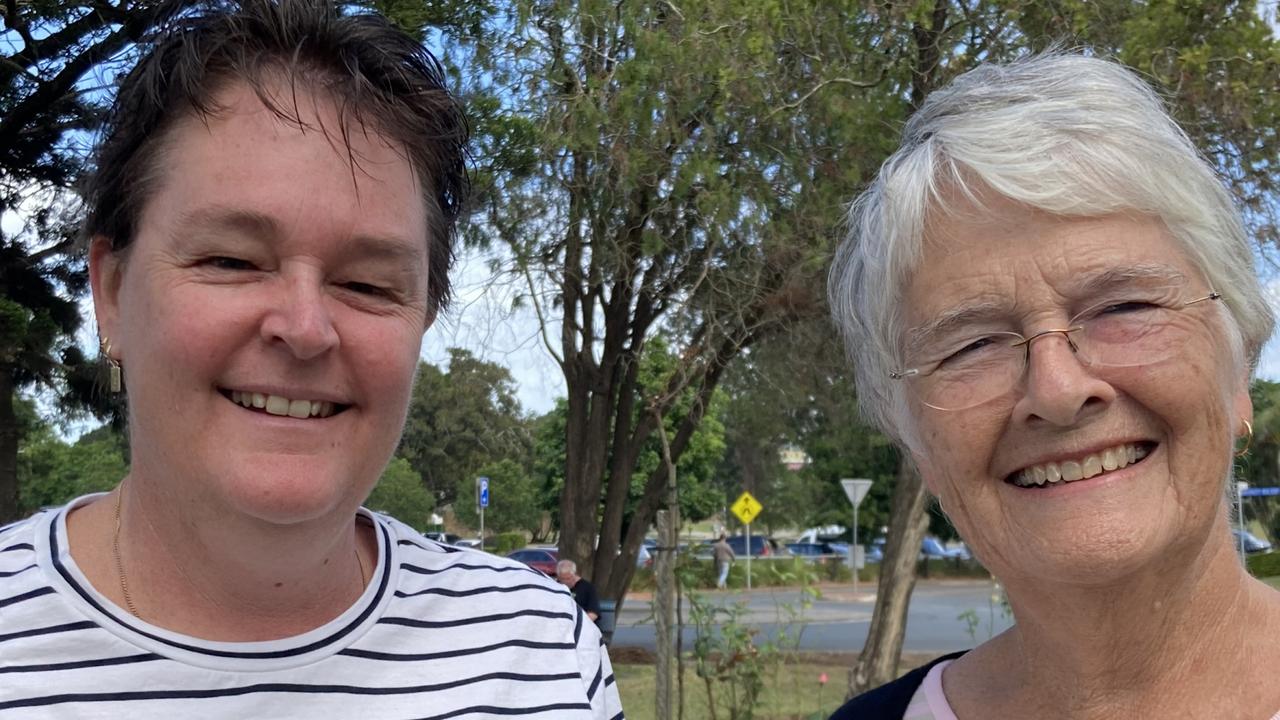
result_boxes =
[614,662,848,720]
[1263,576,1280,590]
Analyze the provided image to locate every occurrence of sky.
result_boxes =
[429,246,1280,418]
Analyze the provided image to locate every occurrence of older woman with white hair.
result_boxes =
[828,53,1280,720]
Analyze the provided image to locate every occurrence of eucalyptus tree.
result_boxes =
[442,0,894,600]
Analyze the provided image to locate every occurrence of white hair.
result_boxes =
[829,52,1274,446]
[556,559,577,574]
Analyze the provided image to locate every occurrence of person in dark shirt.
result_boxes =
[556,560,600,622]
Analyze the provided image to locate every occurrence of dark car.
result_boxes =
[786,541,840,559]
[507,547,559,576]
[423,531,462,545]
[714,534,778,557]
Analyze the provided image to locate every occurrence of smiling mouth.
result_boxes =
[1007,442,1155,489]
[219,389,348,419]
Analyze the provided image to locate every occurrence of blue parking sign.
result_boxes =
[478,477,489,508]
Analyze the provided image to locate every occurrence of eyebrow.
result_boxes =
[177,206,426,266]
[903,264,1191,360]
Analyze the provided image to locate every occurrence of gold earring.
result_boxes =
[100,336,122,393]
[1235,419,1253,458]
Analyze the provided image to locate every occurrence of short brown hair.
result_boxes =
[81,0,469,314]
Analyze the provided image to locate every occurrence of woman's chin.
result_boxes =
[991,524,1182,589]
[218,472,359,527]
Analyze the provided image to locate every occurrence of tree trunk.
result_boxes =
[846,458,931,697]
[0,373,19,525]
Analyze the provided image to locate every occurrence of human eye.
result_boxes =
[1091,300,1163,316]
[340,281,390,298]
[935,334,1008,369]
[202,256,259,271]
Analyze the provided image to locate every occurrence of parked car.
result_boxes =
[865,539,884,563]
[786,541,840,559]
[423,531,462,545]
[703,534,779,557]
[1232,529,1273,554]
[507,547,559,575]
[453,538,483,549]
[920,537,971,560]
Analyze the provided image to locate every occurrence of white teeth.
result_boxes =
[1032,466,1047,486]
[265,395,290,416]
[1016,443,1147,488]
[229,391,337,419]
[1081,455,1103,479]
[1101,448,1118,472]
[1061,461,1083,482]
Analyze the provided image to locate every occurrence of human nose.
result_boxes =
[1010,330,1115,427]
[259,275,340,360]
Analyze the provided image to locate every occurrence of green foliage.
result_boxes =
[364,457,435,531]
[0,0,164,524]
[453,458,544,536]
[1241,379,1280,488]
[17,424,127,515]
[492,531,527,555]
[531,340,730,535]
[716,327,899,536]
[436,0,882,594]
[1246,551,1280,579]
[679,555,819,720]
[397,350,531,506]
[686,593,768,720]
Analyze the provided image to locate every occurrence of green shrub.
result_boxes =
[1246,552,1280,578]
[493,532,528,555]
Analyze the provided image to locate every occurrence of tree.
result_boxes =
[16,415,127,514]
[364,457,436,530]
[451,458,544,537]
[396,349,531,507]
[445,0,888,601]
[531,340,730,550]
[716,326,899,535]
[0,0,197,524]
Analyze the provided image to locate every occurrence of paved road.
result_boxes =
[611,579,1014,653]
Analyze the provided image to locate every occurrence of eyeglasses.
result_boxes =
[891,288,1222,411]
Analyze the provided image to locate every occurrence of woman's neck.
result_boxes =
[66,477,375,641]
[947,540,1280,719]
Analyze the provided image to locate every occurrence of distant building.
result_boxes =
[778,444,810,471]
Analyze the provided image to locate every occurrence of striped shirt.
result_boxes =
[0,495,625,719]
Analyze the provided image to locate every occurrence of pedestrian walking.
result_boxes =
[713,533,735,589]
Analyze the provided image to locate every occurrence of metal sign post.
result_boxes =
[840,479,874,595]
[478,476,489,549]
[730,491,763,591]
[1236,481,1248,563]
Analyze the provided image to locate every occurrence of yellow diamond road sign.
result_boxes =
[730,491,763,525]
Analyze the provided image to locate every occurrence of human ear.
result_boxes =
[89,236,125,351]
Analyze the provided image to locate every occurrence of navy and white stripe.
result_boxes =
[0,496,624,718]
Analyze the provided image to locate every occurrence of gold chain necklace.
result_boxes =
[111,489,369,620]
[111,487,141,617]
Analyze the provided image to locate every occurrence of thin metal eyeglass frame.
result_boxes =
[888,290,1222,389]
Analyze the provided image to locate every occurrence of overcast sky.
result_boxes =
[429,246,1280,418]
